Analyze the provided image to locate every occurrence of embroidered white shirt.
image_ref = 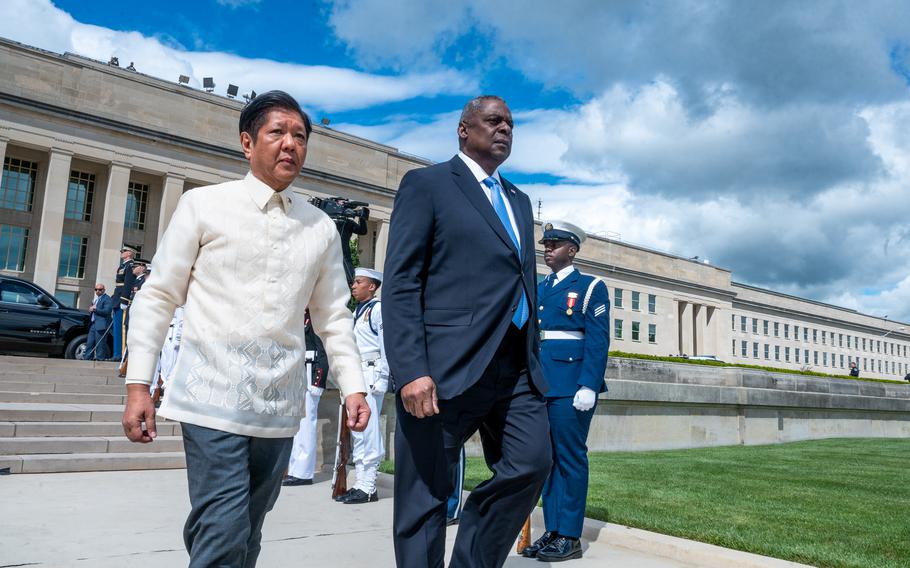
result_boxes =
[125,172,366,437]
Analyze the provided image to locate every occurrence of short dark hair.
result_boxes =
[239,90,312,141]
[369,278,382,290]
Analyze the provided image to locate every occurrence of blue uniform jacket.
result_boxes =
[537,268,610,398]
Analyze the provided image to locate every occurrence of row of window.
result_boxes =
[0,158,151,274]
[732,339,909,375]
[614,320,656,343]
[732,314,907,358]
[614,289,657,314]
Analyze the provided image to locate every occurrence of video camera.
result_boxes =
[309,196,370,224]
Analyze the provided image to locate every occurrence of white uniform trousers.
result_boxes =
[351,364,387,494]
[287,387,323,480]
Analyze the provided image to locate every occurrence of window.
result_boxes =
[877,340,881,353]
[862,338,867,351]
[614,288,624,309]
[785,347,790,362]
[65,170,95,221]
[878,360,882,373]
[753,342,759,358]
[814,351,819,365]
[614,319,623,340]
[632,321,640,341]
[763,320,769,335]
[752,318,758,334]
[764,344,770,359]
[55,289,78,308]
[794,347,800,362]
[57,234,88,278]
[740,316,747,332]
[794,325,799,340]
[732,314,736,330]
[631,291,640,311]
[0,157,37,212]
[0,280,42,304]
[648,294,656,314]
[822,331,826,345]
[803,327,808,341]
[648,323,656,343]
[774,345,780,361]
[741,341,747,357]
[774,322,779,337]
[847,335,851,349]
[732,339,736,355]
[784,324,789,339]
[0,224,29,271]
[125,181,149,230]
[823,352,828,366]
[813,329,818,343]
[838,333,843,348]
[804,349,810,364]
[839,354,844,369]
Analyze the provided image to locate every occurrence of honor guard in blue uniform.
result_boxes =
[111,245,137,361]
[523,221,610,562]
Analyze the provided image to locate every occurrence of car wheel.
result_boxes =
[66,335,88,360]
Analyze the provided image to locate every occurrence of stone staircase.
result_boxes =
[0,355,185,473]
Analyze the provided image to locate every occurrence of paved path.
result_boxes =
[0,469,698,567]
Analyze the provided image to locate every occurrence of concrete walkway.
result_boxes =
[0,469,700,567]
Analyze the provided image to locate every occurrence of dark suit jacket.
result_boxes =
[91,293,113,331]
[383,156,546,400]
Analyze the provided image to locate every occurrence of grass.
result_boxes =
[610,350,904,384]
[446,439,910,568]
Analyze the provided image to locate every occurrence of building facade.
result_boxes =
[1,38,908,380]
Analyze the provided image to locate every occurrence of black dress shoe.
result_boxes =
[536,536,582,562]
[342,488,379,504]
[521,531,557,558]
[333,488,355,502]
[281,476,313,486]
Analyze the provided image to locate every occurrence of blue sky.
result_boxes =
[3,0,910,323]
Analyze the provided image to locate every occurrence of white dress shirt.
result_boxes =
[126,172,366,438]
[457,152,521,248]
[549,265,576,287]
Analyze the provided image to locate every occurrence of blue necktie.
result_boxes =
[544,273,556,290]
[483,176,528,329]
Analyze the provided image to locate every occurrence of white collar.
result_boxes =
[244,171,293,212]
[552,265,576,284]
[458,152,502,185]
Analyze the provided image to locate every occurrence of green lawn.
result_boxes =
[455,439,909,568]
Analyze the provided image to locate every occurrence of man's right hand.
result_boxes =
[122,383,157,443]
[400,376,439,419]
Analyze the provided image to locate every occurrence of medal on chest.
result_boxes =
[566,292,578,316]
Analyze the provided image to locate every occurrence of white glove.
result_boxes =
[371,377,389,395]
[306,384,325,398]
[572,386,597,411]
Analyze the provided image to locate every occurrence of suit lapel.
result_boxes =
[449,157,520,256]
[545,269,580,300]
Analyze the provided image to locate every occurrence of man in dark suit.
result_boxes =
[384,95,552,568]
[85,283,113,361]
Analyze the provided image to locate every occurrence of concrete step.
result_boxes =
[0,391,125,404]
[0,421,181,438]
[0,451,186,474]
[0,402,124,422]
[0,373,122,386]
[0,357,120,377]
[0,435,184,455]
[0,382,124,395]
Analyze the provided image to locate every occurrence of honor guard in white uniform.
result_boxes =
[151,306,185,399]
[337,267,389,504]
[284,310,330,486]
[522,221,610,562]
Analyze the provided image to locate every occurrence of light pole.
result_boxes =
[882,326,905,339]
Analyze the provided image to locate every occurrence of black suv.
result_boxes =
[0,275,92,359]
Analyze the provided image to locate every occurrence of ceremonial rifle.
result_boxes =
[331,402,351,498]
[516,516,532,554]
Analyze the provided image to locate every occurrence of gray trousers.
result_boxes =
[181,422,293,568]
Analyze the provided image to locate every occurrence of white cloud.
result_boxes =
[0,0,477,112]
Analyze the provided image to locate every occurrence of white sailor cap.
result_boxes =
[354,267,383,282]
[539,220,586,247]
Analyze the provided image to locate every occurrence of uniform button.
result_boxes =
[539,306,544,311]
[569,357,573,361]
[538,319,542,324]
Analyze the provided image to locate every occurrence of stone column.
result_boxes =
[373,219,390,272]
[677,301,694,356]
[94,162,131,291]
[693,304,707,356]
[157,173,185,244]
[0,136,8,167]
[704,306,718,356]
[32,148,73,291]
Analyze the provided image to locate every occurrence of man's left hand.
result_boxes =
[572,386,597,411]
[345,393,371,432]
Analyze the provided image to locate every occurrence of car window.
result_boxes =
[0,281,42,305]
